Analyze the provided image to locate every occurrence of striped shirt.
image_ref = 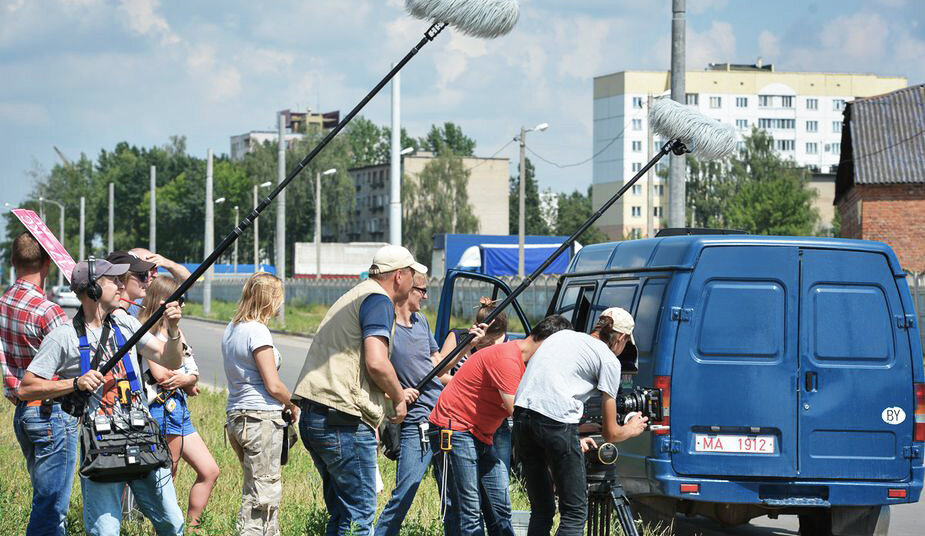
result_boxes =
[0,279,68,402]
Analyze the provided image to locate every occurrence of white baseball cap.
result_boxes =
[369,245,427,275]
[600,307,638,363]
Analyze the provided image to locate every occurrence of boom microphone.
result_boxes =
[96,0,522,380]
[406,0,519,38]
[413,98,740,394]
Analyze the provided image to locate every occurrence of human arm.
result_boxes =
[434,323,488,384]
[144,253,191,281]
[498,391,516,416]
[253,345,299,421]
[17,370,105,400]
[364,335,417,423]
[133,302,184,369]
[600,392,648,443]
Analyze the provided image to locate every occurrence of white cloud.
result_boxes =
[689,0,729,14]
[758,30,780,60]
[555,17,613,80]
[686,21,737,69]
[118,0,179,45]
[819,12,889,60]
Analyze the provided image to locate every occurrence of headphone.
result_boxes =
[86,256,102,301]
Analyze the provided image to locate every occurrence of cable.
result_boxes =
[463,139,515,172]
[520,110,643,169]
[843,127,925,165]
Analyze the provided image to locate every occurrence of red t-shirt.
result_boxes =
[429,340,524,444]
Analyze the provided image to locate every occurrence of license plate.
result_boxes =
[694,434,775,454]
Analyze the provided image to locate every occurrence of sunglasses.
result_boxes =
[126,270,150,283]
[412,286,428,295]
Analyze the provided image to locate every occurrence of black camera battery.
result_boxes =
[125,446,139,465]
[130,410,146,429]
[94,415,112,434]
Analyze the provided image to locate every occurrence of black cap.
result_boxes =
[105,251,155,273]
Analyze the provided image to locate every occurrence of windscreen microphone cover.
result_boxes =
[649,97,738,160]
[405,0,519,38]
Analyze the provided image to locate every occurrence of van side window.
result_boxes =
[634,278,668,355]
[592,282,638,328]
[556,284,595,331]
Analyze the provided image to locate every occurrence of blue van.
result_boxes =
[436,234,923,534]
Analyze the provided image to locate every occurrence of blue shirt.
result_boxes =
[390,312,442,423]
[360,294,395,341]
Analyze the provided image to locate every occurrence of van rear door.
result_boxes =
[671,246,800,477]
[798,248,915,480]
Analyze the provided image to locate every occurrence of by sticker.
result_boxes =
[881,407,906,425]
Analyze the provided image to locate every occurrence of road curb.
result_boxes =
[185,315,314,339]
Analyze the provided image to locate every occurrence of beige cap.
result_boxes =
[369,245,427,275]
[600,307,638,363]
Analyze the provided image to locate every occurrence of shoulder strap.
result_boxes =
[111,322,141,392]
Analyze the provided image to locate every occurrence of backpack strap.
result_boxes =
[111,323,141,393]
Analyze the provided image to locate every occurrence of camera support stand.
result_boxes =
[587,477,640,536]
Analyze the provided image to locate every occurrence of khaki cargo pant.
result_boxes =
[226,410,286,536]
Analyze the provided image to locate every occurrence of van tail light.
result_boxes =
[888,488,907,499]
[915,383,925,442]
[653,375,670,436]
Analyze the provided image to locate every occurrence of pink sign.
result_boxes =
[11,209,77,282]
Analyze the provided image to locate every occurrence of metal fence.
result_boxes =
[187,275,559,324]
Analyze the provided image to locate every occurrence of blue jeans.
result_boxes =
[430,430,514,536]
[375,422,458,536]
[300,404,378,536]
[493,418,512,474]
[81,465,184,535]
[13,403,79,536]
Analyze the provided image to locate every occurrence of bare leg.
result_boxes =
[167,433,220,527]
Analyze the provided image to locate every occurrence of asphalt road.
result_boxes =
[77,311,925,535]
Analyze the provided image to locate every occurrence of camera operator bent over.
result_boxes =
[429,315,572,536]
[512,308,648,536]
[18,258,186,536]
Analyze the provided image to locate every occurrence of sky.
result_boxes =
[1,0,923,237]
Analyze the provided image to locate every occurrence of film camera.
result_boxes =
[615,386,664,423]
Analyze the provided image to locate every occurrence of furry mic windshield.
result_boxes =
[649,98,738,160]
[405,0,519,39]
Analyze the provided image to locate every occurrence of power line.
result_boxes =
[521,111,644,169]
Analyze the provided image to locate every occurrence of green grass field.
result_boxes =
[0,389,673,535]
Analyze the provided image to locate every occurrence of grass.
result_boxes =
[185,301,469,339]
[0,389,674,535]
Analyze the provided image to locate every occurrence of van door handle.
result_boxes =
[805,372,818,392]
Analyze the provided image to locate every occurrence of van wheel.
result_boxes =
[798,509,833,536]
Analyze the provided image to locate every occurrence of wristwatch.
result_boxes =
[73,377,80,392]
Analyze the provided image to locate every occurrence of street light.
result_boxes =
[39,196,65,287]
[516,122,549,277]
[253,181,273,271]
[233,205,239,273]
[400,147,415,156]
[390,147,416,245]
[315,168,337,279]
[213,197,226,268]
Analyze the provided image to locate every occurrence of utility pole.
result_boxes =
[518,126,526,277]
[647,94,655,238]
[276,112,286,325]
[668,0,686,228]
[389,67,402,246]
[108,182,114,252]
[79,196,85,261]
[149,165,156,252]
[253,184,259,271]
[233,205,239,273]
[204,149,213,316]
[315,169,336,280]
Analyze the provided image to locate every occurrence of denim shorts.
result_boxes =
[149,393,196,436]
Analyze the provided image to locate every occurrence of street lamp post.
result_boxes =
[79,196,85,261]
[315,168,337,279]
[204,151,214,316]
[40,197,65,287]
[233,205,239,273]
[516,122,549,277]
[253,181,272,272]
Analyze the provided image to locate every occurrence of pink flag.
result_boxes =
[11,209,77,282]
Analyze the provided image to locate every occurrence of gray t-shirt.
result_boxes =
[514,330,622,424]
[222,321,283,412]
[28,315,153,380]
[390,312,441,423]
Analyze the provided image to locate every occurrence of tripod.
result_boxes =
[586,476,640,536]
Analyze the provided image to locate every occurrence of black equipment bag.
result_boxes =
[380,421,402,461]
[78,407,171,483]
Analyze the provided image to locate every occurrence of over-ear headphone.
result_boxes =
[86,256,102,301]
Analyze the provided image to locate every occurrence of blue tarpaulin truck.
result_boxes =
[435,233,923,535]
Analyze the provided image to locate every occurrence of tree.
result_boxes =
[419,122,476,156]
[508,157,551,235]
[683,128,818,235]
[554,186,610,245]
[403,153,479,266]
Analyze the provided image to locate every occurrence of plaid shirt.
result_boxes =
[0,279,69,403]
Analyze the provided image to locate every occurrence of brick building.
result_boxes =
[835,84,925,272]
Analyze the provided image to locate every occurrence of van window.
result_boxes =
[556,284,596,331]
[697,281,785,359]
[591,281,638,328]
[811,285,892,362]
[634,278,668,354]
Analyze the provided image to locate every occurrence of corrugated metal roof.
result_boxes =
[847,84,925,186]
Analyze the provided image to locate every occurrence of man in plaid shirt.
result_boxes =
[1,231,71,536]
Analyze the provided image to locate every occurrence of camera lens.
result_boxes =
[595,443,619,465]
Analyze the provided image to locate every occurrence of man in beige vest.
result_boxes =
[294,245,423,535]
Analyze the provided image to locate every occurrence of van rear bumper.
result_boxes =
[648,459,924,506]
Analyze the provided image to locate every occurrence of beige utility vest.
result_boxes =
[293,279,393,429]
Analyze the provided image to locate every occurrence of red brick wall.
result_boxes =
[837,184,925,272]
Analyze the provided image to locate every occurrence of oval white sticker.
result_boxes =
[881,407,906,425]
